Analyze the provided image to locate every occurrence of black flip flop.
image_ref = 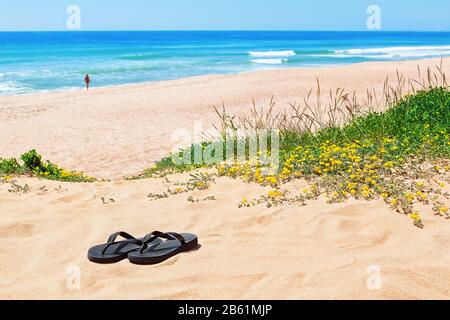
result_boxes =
[88,231,162,264]
[128,231,198,265]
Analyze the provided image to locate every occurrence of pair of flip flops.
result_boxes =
[88,231,198,265]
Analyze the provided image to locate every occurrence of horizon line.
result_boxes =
[1,29,450,33]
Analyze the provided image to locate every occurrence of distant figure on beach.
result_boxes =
[84,74,91,90]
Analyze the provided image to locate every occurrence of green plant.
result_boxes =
[20,149,43,171]
[0,150,95,183]
[0,158,22,175]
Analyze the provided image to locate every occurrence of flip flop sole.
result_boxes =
[88,238,162,264]
[128,234,198,265]
[87,243,141,264]
[88,251,132,264]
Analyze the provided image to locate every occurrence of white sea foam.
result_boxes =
[0,70,53,78]
[333,45,450,59]
[0,82,82,96]
[251,58,287,65]
[0,81,29,95]
[248,50,296,57]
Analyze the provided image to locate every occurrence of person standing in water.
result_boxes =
[84,74,91,90]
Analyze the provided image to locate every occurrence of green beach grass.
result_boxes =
[143,86,450,227]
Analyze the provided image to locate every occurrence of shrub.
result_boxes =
[20,149,43,171]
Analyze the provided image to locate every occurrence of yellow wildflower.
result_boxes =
[267,189,284,199]
[409,212,421,221]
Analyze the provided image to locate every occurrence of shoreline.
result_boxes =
[0,57,449,179]
[0,56,447,99]
[3,64,342,98]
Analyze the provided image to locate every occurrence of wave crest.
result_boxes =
[333,45,450,59]
[248,50,296,57]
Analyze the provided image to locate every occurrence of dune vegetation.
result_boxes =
[0,149,95,183]
[145,68,450,227]
[217,88,449,228]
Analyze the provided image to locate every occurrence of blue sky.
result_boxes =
[0,0,449,31]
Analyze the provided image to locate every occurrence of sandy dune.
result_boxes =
[0,176,449,300]
[0,58,448,179]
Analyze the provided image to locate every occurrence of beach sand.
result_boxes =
[0,175,449,300]
[1,58,450,300]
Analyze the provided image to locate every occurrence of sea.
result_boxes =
[0,31,449,95]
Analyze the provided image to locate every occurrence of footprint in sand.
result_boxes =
[57,194,83,203]
[0,223,35,239]
[304,204,391,249]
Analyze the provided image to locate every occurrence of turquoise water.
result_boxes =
[1,31,450,95]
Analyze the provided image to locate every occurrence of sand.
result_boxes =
[1,58,450,300]
[0,176,449,300]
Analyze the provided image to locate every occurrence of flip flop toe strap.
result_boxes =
[166,232,186,244]
[139,231,186,253]
[101,231,142,255]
